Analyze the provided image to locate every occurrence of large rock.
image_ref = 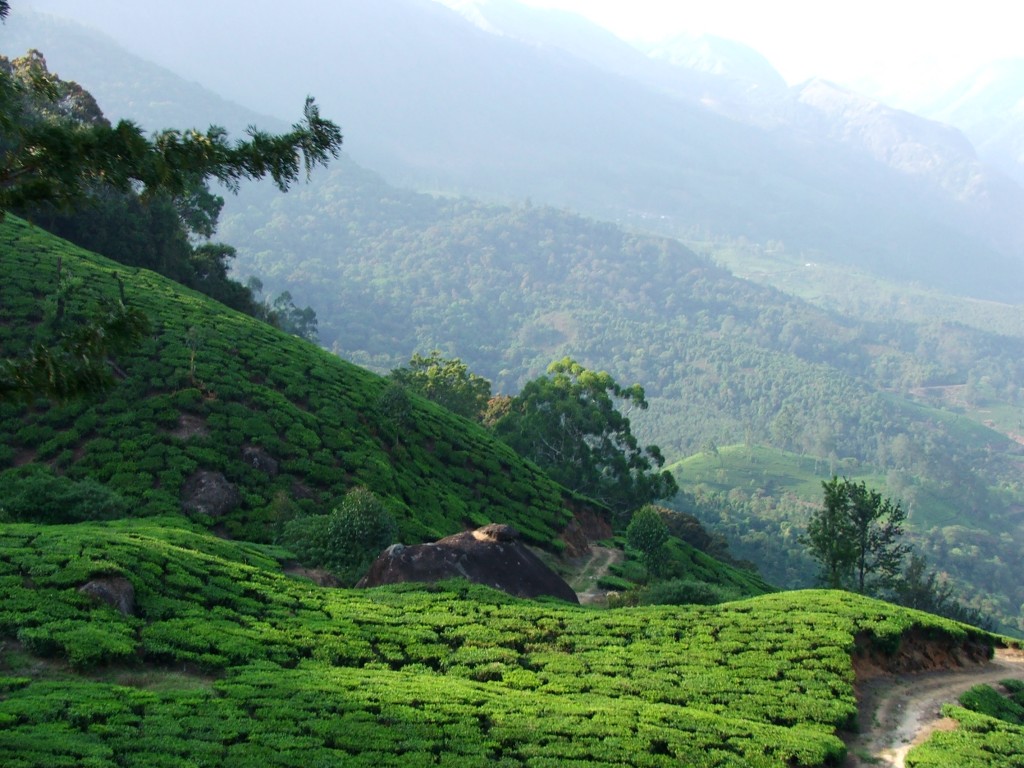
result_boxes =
[356,524,578,603]
[78,576,135,616]
[241,445,279,476]
[181,470,241,518]
[559,502,613,558]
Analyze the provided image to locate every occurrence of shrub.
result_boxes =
[279,487,398,585]
[959,684,1024,725]
[0,465,130,523]
[325,487,398,582]
[635,578,741,607]
[626,505,669,577]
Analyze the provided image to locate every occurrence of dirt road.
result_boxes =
[570,545,623,605]
[845,648,1024,767]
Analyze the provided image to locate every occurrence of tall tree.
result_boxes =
[845,479,910,594]
[492,357,677,519]
[261,289,319,343]
[0,34,342,216]
[802,476,857,589]
[802,476,909,595]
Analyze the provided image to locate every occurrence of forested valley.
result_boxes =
[219,159,1024,633]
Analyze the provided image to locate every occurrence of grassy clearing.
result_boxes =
[672,444,870,501]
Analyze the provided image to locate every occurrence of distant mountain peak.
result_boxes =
[642,32,787,91]
[795,77,978,159]
[916,57,1024,187]
[434,0,502,35]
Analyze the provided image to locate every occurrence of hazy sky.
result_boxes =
[513,0,1022,106]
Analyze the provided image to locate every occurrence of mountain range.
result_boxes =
[919,58,1024,186]
[12,0,1024,299]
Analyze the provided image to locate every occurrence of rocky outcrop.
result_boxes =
[356,523,578,603]
[242,445,279,476]
[78,576,135,616]
[852,629,994,681]
[181,470,241,518]
[168,413,208,440]
[284,566,340,587]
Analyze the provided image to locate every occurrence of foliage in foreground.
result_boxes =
[0,43,342,216]
[0,518,1003,767]
[906,704,1024,768]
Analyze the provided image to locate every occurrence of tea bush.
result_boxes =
[0,465,130,524]
[907,705,1024,768]
[0,216,586,550]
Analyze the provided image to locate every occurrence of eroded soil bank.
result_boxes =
[844,633,1024,768]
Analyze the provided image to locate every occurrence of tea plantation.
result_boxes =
[0,216,1016,766]
[0,516,1001,767]
[907,679,1024,767]
[0,215,580,548]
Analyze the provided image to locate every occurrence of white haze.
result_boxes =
[474,0,1024,110]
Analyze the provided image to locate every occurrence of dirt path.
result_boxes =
[569,545,623,605]
[845,648,1024,767]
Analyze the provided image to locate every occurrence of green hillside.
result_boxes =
[3,217,1014,766]
[0,214,771,599]
[3,14,1023,765]
[0,214,582,549]
[0,516,1005,767]
[668,442,1024,632]
[701,234,1024,340]
[674,444,836,500]
[8,8,1022,630]
[673,444,963,530]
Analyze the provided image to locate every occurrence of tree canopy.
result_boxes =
[626,504,670,576]
[492,357,677,519]
[0,3,342,401]
[0,44,342,214]
[389,351,492,422]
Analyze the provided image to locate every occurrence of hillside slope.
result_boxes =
[215,161,1024,631]
[2,213,785,606]
[0,215,587,550]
